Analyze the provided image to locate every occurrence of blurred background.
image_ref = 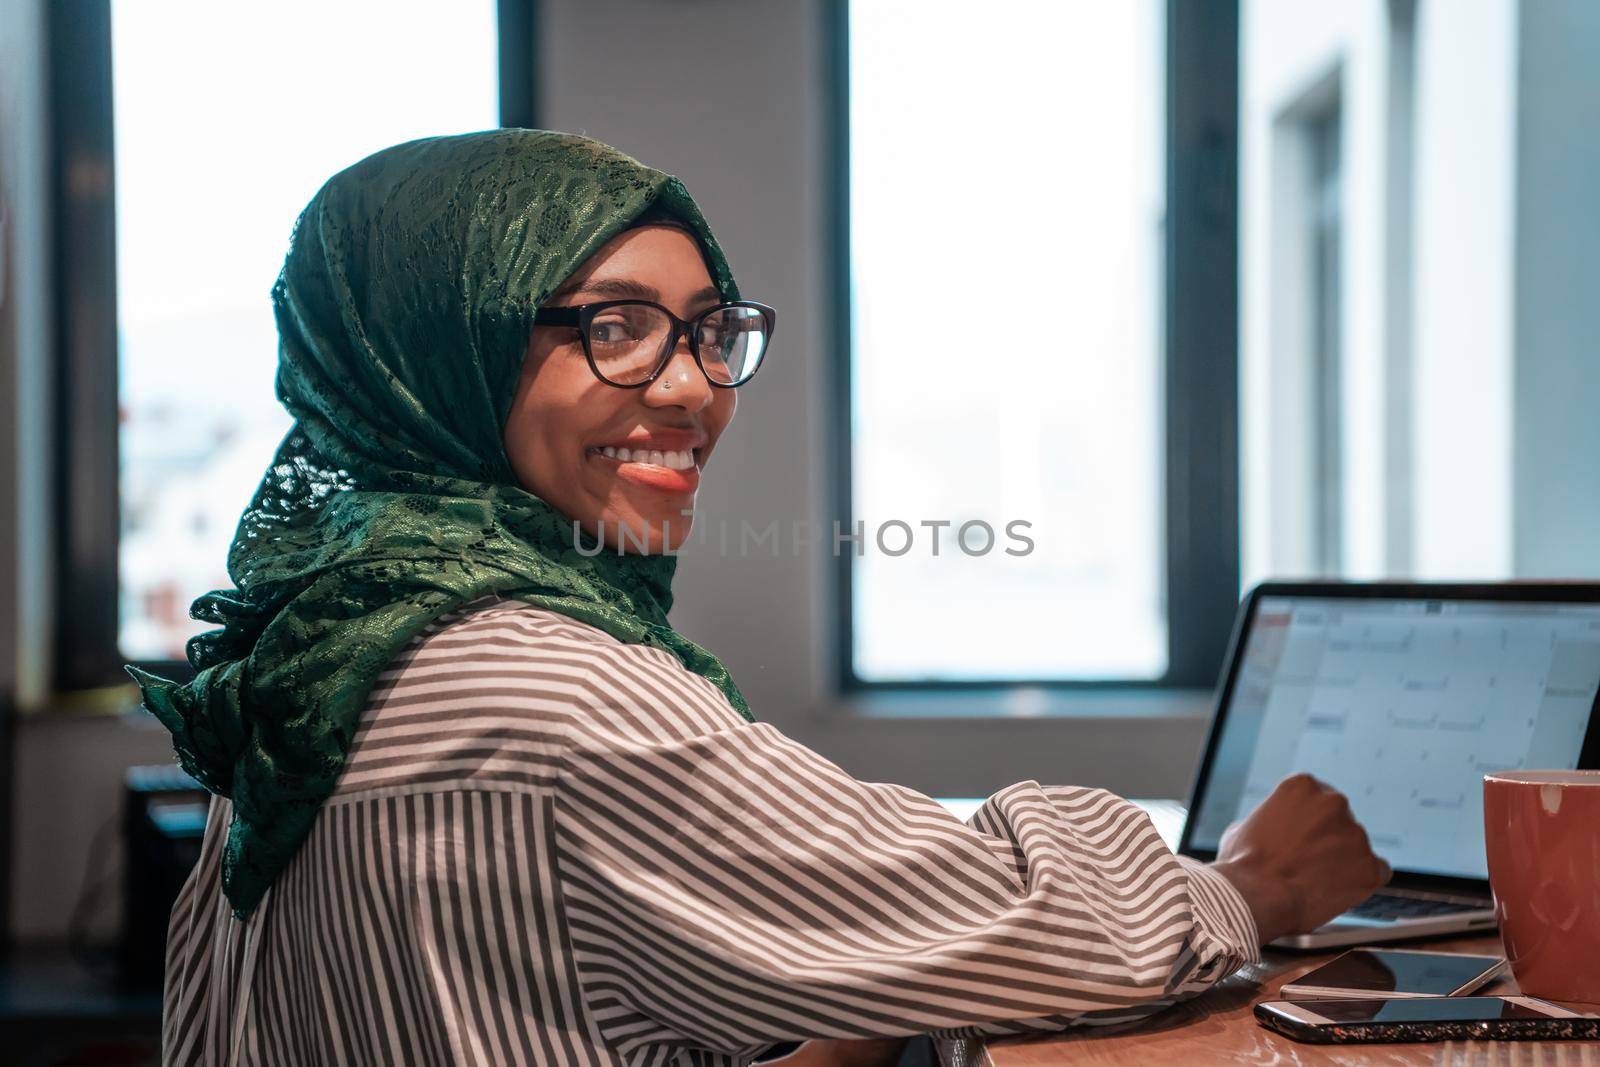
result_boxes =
[0,0,1596,1060]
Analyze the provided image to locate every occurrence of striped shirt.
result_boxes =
[162,595,1260,1066]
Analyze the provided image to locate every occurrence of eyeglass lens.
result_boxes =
[587,303,769,386]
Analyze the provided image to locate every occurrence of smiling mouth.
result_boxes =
[584,445,702,493]
[585,445,698,471]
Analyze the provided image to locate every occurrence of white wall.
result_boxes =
[1410,0,1518,578]
[1512,0,1600,577]
[1240,0,1396,583]
[1240,0,1594,584]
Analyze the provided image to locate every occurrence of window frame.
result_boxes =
[827,0,1241,693]
[47,0,539,692]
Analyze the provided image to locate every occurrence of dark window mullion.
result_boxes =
[1163,0,1241,688]
[825,0,855,692]
[49,0,123,692]
[498,0,538,129]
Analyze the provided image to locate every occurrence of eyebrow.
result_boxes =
[554,277,722,307]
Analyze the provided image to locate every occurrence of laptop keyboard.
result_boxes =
[1347,893,1488,921]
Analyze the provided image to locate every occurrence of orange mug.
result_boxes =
[1483,770,1600,1004]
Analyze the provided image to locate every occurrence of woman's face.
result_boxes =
[504,224,737,552]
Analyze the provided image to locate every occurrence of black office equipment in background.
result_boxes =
[118,765,206,992]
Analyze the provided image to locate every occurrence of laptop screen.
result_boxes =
[1186,594,1600,880]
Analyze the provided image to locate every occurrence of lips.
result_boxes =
[585,431,706,494]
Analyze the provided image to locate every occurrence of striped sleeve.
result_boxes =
[550,645,1261,1055]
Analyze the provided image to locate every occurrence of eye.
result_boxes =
[590,317,642,345]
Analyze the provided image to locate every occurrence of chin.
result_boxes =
[601,510,695,554]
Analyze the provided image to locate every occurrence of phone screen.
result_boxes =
[1311,997,1557,1024]
[1291,950,1501,995]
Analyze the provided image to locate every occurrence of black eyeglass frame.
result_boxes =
[533,298,777,388]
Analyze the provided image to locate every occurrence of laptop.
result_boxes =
[1178,581,1600,950]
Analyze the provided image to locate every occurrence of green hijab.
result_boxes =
[126,129,753,919]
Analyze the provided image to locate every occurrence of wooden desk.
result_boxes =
[937,935,1600,1066]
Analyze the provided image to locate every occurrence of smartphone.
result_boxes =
[1280,949,1506,1000]
[1255,996,1599,1044]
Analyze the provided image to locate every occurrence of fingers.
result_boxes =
[1280,771,1322,794]
[1277,773,1357,819]
[1278,773,1389,884]
[1277,772,1346,812]
[1335,799,1389,886]
[1349,822,1389,885]
[1337,802,1389,888]
[1283,771,1335,792]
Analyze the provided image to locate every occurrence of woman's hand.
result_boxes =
[767,1037,909,1067]
[1210,772,1392,944]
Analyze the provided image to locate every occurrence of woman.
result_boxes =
[131,129,1387,1067]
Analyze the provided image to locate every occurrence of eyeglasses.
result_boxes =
[533,299,775,388]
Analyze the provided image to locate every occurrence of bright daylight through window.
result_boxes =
[848,1,1168,681]
[114,1,499,659]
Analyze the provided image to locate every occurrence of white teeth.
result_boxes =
[596,446,697,470]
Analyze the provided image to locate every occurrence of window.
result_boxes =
[112,1,500,661]
[837,1,1240,687]
[42,1,528,679]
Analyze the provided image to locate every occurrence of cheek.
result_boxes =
[706,390,737,449]
[707,395,736,457]
[504,349,593,492]
[503,406,551,492]
[516,405,584,483]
